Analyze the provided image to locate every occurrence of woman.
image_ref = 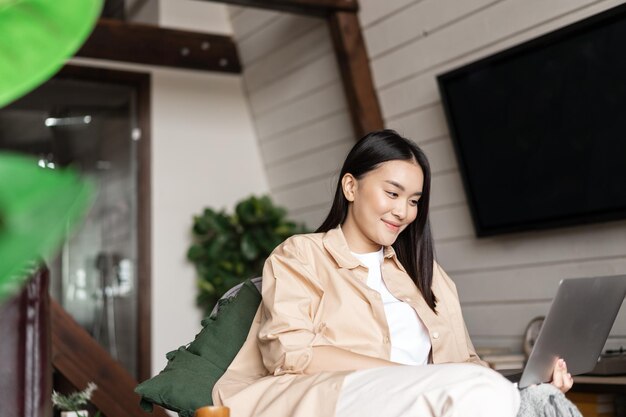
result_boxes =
[212,130,573,417]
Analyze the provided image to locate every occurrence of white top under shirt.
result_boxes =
[350,248,431,365]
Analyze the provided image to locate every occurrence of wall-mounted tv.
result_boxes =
[437,4,626,237]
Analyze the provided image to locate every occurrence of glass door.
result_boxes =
[0,72,144,378]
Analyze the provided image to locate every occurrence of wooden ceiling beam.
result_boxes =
[76,19,241,73]
[202,0,357,17]
[329,11,384,138]
[102,0,126,19]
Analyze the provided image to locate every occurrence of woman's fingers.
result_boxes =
[551,359,573,393]
[562,372,574,392]
[552,359,565,389]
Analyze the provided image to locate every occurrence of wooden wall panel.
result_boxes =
[255,81,346,139]
[379,69,439,120]
[266,140,351,189]
[454,258,626,303]
[238,14,319,66]
[472,336,525,351]
[464,303,626,337]
[358,0,414,28]
[430,171,465,209]
[249,53,339,115]
[370,0,614,89]
[290,205,330,230]
[363,0,500,59]
[436,220,626,273]
[420,137,457,174]
[471,335,626,354]
[273,176,335,211]
[227,5,246,18]
[464,302,552,337]
[230,8,281,41]
[386,104,448,144]
[430,204,474,241]
[260,112,352,164]
[243,24,330,91]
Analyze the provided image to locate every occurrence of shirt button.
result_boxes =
[383,336,390,344]
[432,332,440,339]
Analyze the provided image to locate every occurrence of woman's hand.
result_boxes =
[551,358,574,393]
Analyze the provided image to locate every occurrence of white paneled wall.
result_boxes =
[229,8,355,228]
[360,0,626,353]
[229,0,626,353]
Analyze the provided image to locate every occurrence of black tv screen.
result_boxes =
[437,4,626,237]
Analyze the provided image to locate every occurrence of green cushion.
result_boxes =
[135,279,261,417]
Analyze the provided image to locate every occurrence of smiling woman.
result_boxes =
[210,130,573,417]
[210,130,518,417]
[317,130,436,309]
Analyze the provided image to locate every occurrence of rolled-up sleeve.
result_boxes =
[258,237,330,376]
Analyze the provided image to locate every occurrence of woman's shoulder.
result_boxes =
[264,233,328,281]
[270,231,326,258]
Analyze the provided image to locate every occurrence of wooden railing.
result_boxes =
[51,300,168,417]
[0,267,167,417]
[0,268,52,417]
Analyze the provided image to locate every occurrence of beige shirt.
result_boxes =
[212,226,486,417]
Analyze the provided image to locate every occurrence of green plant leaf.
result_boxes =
[197,279,215,295]
[0,153,95,302]
[240,233,259,260]
[0,0,104,107]
[188,194,309,314]
[186,244,205,261]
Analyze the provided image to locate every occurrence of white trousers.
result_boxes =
[335,364,520,417]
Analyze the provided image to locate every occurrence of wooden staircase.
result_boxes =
[0,269,168,417]
[51,300,168,417]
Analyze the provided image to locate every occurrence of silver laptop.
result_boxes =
[513,275,626,388]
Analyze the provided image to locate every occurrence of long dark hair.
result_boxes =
[316,129,437,311]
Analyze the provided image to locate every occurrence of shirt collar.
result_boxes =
[323,225,404,271]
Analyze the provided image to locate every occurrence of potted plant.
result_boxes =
[188,195,308,315]
[52,382,100,417]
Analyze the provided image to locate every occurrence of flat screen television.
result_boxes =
[437,4,626,237]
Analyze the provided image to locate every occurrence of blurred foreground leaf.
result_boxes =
[0,0,103,107]
[0,153,94,301]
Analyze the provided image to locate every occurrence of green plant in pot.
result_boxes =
[52,382,101,417]
[188,195,308,315]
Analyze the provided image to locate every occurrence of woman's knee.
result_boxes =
[467,369,520,416]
